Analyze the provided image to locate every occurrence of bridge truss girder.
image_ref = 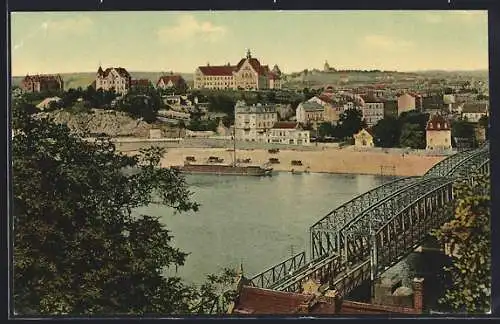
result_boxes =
[310,177,421,259]
[245,143,489,299]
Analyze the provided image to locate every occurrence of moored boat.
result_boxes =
[175,162,273,176]
[174,122,273,176]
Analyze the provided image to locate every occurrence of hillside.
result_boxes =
[12,69,488,91]
[36,109,181,138]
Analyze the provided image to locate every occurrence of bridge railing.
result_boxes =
[271,253,342,292]
[423,149,475,178]
[249,251,306,289]
[449,148,490,178]
[309,176,421,259]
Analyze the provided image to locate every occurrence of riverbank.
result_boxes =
[123,146,445,177]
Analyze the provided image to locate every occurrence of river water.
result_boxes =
[133,172,447,307]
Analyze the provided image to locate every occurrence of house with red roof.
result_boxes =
[426,114,452,151]
[130,78,152,90]
[193,49,282,90]
[95,66,132,95]
[267,121,310,145]
[156,73,188,92]
[21,74,64,93]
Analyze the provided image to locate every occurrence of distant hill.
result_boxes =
[12,69,488,91]
[11,72,195,90]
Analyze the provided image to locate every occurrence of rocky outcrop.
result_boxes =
[37,109,153,137]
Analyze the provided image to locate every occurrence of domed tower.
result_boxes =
[324,60,330,72]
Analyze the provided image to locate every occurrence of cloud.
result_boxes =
[157,15,227,43]
[422,12,443,24]
[44,16,94,35]
[12,17,93,52]
[361,34,415,51]
[422,10,486,24]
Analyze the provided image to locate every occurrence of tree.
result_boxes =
[478,115,489,140]
[398,111,429,130]
[399,123,425,149]
[372,116,400,148]
[451,120,475,147]
[12,107,235,315]
[118,87,163,123]
[317,122,335,139]
[431,174,490,313]
[336,108,366,139]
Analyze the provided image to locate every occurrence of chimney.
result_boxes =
[412,278,424,312]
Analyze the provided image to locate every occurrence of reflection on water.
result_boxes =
[134,172,389,283]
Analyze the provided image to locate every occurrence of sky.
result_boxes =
[10,10,489,76]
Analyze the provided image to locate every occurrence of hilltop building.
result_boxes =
[21,74,64,93]
[426,114,452,151]
[156,73,188,92]
[95,66,132,95]
[323,60,336,72]
[193,50,282,90]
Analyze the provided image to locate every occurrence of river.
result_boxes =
[133,171,447,308]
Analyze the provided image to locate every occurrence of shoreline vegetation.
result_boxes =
[110,138,447,177]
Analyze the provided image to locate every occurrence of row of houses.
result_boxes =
[353,113,487,152]
[94,67,188,95]
[20,68,188,95]
[294,87,488,130]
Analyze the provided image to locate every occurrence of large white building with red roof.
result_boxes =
[193,50,282,90]
[95,66,132,94]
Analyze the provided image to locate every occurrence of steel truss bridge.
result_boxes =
[248,143,490,298]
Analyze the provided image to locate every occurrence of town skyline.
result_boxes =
[11,10,488,76]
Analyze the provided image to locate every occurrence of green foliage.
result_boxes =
[398,111,429,130]
[117,87,163,123]
[372,116,400,148]
[12,108,237,315]
[12,98,38,116]
[336,108,366,139]
[431,175,491,313]
[399,123,425,149]
[451,120,476,147]
[187,119,218,132]
[84,86,118,109]
[478,115,489,139]
[207,94,236,120]
[317,122,335,138]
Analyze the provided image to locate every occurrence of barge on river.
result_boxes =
[174,162,273,176]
